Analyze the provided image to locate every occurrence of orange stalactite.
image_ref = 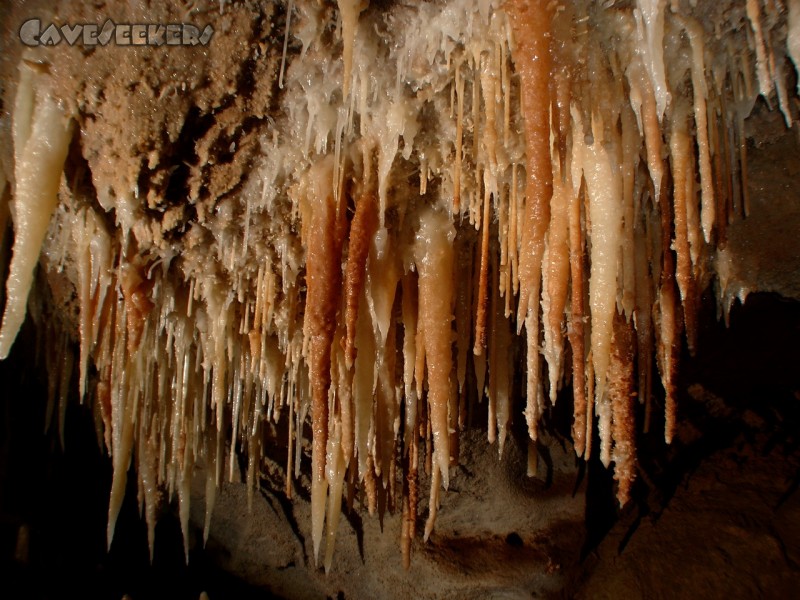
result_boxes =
[507,0,554,441]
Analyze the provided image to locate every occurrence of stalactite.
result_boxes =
[0,65,73,358]
[299,156,348,563]
[507,0,554,442]
[609,313,636,507]
[414,207,456,509]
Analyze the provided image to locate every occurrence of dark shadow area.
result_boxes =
[572,292,800,598]
[0,320,282,600]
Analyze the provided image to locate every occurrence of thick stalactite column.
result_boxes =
[506,0,554,441]
[300,156,348,562]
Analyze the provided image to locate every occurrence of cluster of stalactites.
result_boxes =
[0,0,796,572]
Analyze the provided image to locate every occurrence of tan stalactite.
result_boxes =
[415,207,456,517]
[507,0,554,441]
[343,191,378,370]
[0,68,73,359]
[120,263,155,354]
[542,157,571,406]
[569,178,588,458]
[609,313,636,507]
[474,185,491,356]
[338,0,369,100]
[658,168,681,445]
[401,428,419,570]
[300,156,348,563]
[669,100,699,355]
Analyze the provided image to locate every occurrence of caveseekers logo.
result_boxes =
[19,18,214,47]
